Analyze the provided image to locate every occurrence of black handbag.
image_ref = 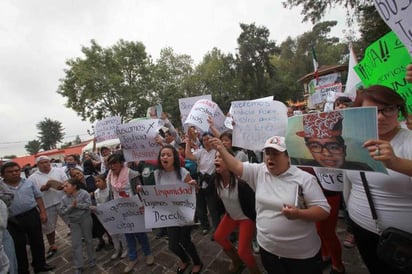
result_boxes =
[360,172,412,273]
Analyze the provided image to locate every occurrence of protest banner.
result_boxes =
[286,107,386,173]
[225,96,273,129]
[140,184,196,228]
[308,73,343,106]
[94,116,121,143]
[374,0,412,55]
[354,31,412,114]
[231,100,287,151]
[183,99,226,133]
[179,95,212,132]
[94,196,150,234]
[116,119,162,161]
[313,167,344,192]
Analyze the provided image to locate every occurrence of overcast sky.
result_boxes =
[0,0,350,157]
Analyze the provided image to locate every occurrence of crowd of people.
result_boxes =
[1,65,412,274]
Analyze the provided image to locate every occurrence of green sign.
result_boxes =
[354,31,412,114]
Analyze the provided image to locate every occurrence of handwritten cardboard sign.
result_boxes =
[116,119,162,161]
[95,116,121,143]
[94,196,150,234]
[140,184,196,228]
[184,99,226,133]
[179,95,212,131]
[313,167,344,192]
[354,31,412,114]
[308,73,342,106]
[231,100,288,151]
[374,0,412,55]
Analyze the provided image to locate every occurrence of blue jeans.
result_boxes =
[125,232,151,261]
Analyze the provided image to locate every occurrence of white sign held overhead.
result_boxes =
[231,100,288,151]
[179,95,212,132]
[94,116,121,143]
[116,119,162,161]
[184,99,226,133]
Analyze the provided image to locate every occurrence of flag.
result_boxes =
[344,43,362,100]
[311,46,319,83]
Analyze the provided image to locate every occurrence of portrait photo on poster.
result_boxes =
[286,107,387,173]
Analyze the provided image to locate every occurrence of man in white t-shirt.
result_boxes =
[29,156,68,259]
[210,135,330,274]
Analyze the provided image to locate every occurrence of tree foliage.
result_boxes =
[282,0,371,24]
[58,39,153,123]
[25,140,42,155]
[37,118,64,150]
[236,23,281,100]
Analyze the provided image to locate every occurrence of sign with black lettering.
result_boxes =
[313,167,344,192]
[116,119,162,161]
[184,99,226,133]
[179,95,212,131]
[95,116,121,143]
[231,100,288,151]
[374,0,412,55]
[94,196,150,234]
[140,184,196,228]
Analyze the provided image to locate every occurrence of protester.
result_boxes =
[106,153,154,273]
[92,174,127,260]
[141,145,202,274]
[210,136,330,274]
[0,182,17,274]
[344,85,412,274]
[28,155,68,259]
[185,131,217,235]
[60,178,96,274]
[213,150,260,274]
[1,162,55,274]
[334,96,353,110]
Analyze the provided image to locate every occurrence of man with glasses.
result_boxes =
[0,162,55,274]
[292,111,373,171]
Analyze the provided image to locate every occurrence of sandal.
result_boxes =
[177,262,191,274]
[190,263,203,274]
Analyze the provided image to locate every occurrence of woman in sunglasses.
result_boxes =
[344,85,412,274]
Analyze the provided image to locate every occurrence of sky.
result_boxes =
[0,0,351,157]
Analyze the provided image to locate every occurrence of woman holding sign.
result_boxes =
[148,144,203,274]
[345,85,412,274]
[106,153,154,273]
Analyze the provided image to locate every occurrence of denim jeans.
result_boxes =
[125,232,151,261]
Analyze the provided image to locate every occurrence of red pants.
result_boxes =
[316,194,344,269]
[213,214,257,268]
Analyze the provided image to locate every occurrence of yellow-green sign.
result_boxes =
[354,31,412,113]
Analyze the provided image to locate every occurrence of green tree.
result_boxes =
[58,39,153,123]
[37,118,64,150]
[236,23,280,100]
[25,140,42,155]
[151,47,194,126]
[193,48,240,113]
[2,155,17,159]
[73,135,82,144]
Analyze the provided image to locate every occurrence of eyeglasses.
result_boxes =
[306,142,344,154]
[377,105,399,117]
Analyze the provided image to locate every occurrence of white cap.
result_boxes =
[263,136,287,152]
[35,155,50,164]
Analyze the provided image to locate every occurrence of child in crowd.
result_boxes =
[60,179,96,274]
[92,174,128,260]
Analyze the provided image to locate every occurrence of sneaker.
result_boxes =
[146,254,154,265]
[121,249,128,259]
[46,248,58,259]
[124,260,137,273]
[343,233,356,248]
[111,250,120,260]
[252,239,260,254]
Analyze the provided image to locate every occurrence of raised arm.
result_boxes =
[209,137,243,177]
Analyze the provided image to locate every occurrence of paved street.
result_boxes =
[36,218,368,274]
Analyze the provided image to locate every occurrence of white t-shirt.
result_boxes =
[94,188,110,205]
[345,128,412,234]
[29,167,68,208]
[241,163,330,259]
[217,181,248,220]
[193,148,216,175]
[154,168,189,185]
